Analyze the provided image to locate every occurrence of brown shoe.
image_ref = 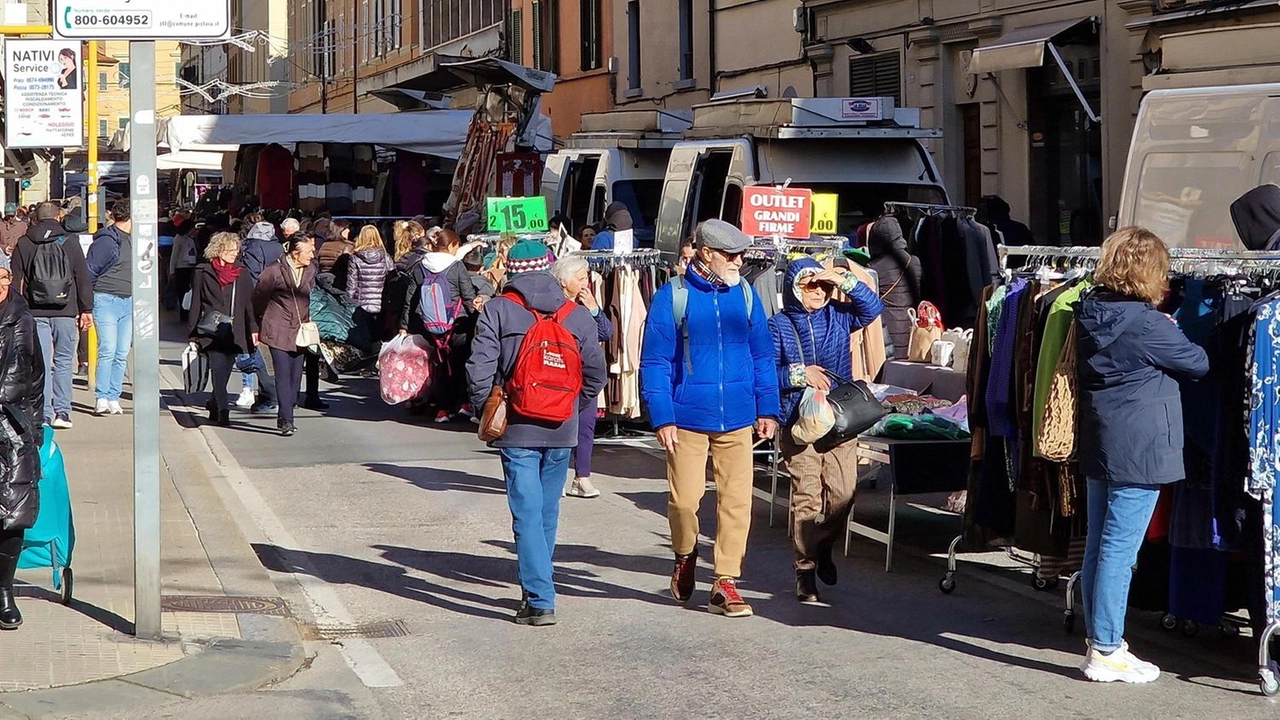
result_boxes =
[670,550,697,603]
[709,577,753,617]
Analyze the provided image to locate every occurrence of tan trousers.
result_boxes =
[780,434,858,571]
[667,427,754,578]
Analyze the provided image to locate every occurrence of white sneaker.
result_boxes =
[1081,643,1160,683]
[108,401,124,415]
[565,478,601,499]
[235,388,256,408]
[94,399,109,415]
[50,415,73,430]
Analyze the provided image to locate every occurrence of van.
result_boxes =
[541,110,693,245]
[1118,83,1280,250]
[655,97,948,254]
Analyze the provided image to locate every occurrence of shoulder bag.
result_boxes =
[477,385,508,442]
[195,283,236,339]
[787,319,885,449]
[287,265,321,350]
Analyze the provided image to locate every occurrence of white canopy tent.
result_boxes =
[142,112,475,159]
[156,150,229,172]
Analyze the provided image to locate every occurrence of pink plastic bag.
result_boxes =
[379,334,433,405]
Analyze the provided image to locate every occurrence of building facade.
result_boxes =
[510,0,613,137]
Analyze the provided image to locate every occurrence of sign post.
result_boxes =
[55,0,229,643]
[2,39,83,149]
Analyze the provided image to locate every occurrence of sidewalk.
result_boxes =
[0,371,303,716]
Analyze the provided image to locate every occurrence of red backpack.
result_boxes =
[504,293,583,423]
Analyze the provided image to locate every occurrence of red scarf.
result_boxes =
[211,258,242,287]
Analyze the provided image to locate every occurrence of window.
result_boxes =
[580,0,602,71]
[98,119,108,138]
[627,1,641,91]
[507,9,523,64]
[421,0,506,51]
[118,61,130,88]
[849,53,900,104]
[532,1,558,73]
[678,0,693,81]
[98,72,107,90]
[532,2,542,69]
[118,117,129,132]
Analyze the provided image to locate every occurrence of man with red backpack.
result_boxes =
[466,240,607,627]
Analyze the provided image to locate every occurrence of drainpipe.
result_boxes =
[708,0,717,95]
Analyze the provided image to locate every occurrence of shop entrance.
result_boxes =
[1028,46,1103,246]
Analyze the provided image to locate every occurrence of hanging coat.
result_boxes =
[868,217,922,360]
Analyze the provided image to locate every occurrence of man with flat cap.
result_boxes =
[640,219,779,618]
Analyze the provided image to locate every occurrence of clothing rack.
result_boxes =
[884,201,977,218]
[998,245,1280,275]
[574,249,664,269]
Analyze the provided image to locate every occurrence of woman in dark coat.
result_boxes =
[188,232,259,427]
[0,265,45,629]
[254,233,318,437]
[868,217,921,360]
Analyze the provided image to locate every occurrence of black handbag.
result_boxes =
[787,319,885,449]
[195,284,235,339]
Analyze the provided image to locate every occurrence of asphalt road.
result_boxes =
[79,334,1280,719]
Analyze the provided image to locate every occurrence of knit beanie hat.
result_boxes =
[506,240,551,274]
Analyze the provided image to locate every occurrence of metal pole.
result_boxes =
[352,20,358,114]
[86,41,99,387]
[128,40,162,641]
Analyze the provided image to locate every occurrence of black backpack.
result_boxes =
[27,236,73,309]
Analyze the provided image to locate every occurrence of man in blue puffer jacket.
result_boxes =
[640,219,779,619]
[768,257,882,604]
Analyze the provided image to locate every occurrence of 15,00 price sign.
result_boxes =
[486,196,549,233]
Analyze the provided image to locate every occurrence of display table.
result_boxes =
[847,435,971,571]
[880,360,966,403]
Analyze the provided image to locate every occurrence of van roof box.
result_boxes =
[684,98,941,140]
[567,109,694,149]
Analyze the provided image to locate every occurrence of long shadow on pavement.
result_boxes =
[363,462,506,495]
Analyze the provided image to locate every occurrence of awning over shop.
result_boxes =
[969,17,1096,74]
[387,55,555,95]
[154,112,474,159]
[157,150,228,172]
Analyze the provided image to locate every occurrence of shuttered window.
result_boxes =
[508,9,522,64]
[849,53,900,104]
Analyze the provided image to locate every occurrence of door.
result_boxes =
[961,104,982,210]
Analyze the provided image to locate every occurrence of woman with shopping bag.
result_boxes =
[768,258,883,604]
[188,232,259,427]
[253,233,319,437]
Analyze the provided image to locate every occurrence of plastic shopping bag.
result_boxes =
[378,334,433,405]
[181,342,208,394]
[790,387,836,445]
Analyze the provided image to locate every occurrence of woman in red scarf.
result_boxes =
[188,232,260,426]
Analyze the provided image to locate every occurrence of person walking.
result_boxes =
[241,221,284,280]
[639,219,780,618]
[85,200,133,416]
[466,241,607,626]
[1074,227,1209,683]
[400,229,477,421]
[318,219,352,274]
[346,224,394,325]
[188,232,258,427]
[551,256,612,499]
[768,258,883,604]
[10,201,93,429]
[253,233,318,437]
[0,265,46,629]
[170,216,200,323]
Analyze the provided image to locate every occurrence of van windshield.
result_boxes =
[612,179,663,246]
[1130,152,1253,249]
[791,182,947,237]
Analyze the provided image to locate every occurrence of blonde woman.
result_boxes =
[188,232,258,427]
[346,225,394,316]
[1074,227,1209,683]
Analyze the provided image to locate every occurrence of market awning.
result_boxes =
[157,150,229,172]
[969,17,1096,74]
[365,87,454,112]
[969,16,1101,123]
[388,55,555,95]
[154,111,474,159]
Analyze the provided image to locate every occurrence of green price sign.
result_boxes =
[486,196,549,233]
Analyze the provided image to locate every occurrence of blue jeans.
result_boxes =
[500,447,572,611]
[93,293,132,402]
[1080,478,1160,652]
[35,317,77,422]
[235,349,275,405]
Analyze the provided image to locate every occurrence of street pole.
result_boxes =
[86,40,99,388]
[128,40,161,641]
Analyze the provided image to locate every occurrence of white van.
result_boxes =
[541,110,693,245]
[654,97,948,253]
[1118,83,1280,250]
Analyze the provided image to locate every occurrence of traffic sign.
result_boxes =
[741,186,812,239]
[486,196,549,233]
[811,193,839,235]
[53,0,231,40]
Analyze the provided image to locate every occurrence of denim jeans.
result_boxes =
[1080,478,1160,652]
[500,447,572,611]
[34,317,77,422]
[93,293,132,402]
[235,349,275,405]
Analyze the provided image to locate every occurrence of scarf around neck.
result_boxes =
[211,258,242,287]
[689,258,727,288]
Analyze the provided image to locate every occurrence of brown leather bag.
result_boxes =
[477,385,508,442]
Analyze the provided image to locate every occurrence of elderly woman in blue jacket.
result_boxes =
[1074,227,1209,684]
[769,257,883,604]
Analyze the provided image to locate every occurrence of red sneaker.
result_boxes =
[670,550,697,603]
[709,578,753,618]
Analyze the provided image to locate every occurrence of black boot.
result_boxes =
[796,569,820,605]
[816,547,838,587]
[514,602,557,626]
[217,409,231,427]
[0,587,21,629]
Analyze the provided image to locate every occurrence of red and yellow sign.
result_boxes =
[741,187,812,239]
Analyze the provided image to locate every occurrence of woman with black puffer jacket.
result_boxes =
[868,217,922,361]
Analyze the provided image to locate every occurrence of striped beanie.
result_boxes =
[506,240,552,275]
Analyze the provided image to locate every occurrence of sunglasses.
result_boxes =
[713,248,746,260]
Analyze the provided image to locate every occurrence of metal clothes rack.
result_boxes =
[884,201,977,217]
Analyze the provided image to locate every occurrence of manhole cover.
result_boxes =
[161,595,291,617]
[301,619,411,640]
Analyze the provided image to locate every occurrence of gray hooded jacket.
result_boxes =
[466,271,607,448]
